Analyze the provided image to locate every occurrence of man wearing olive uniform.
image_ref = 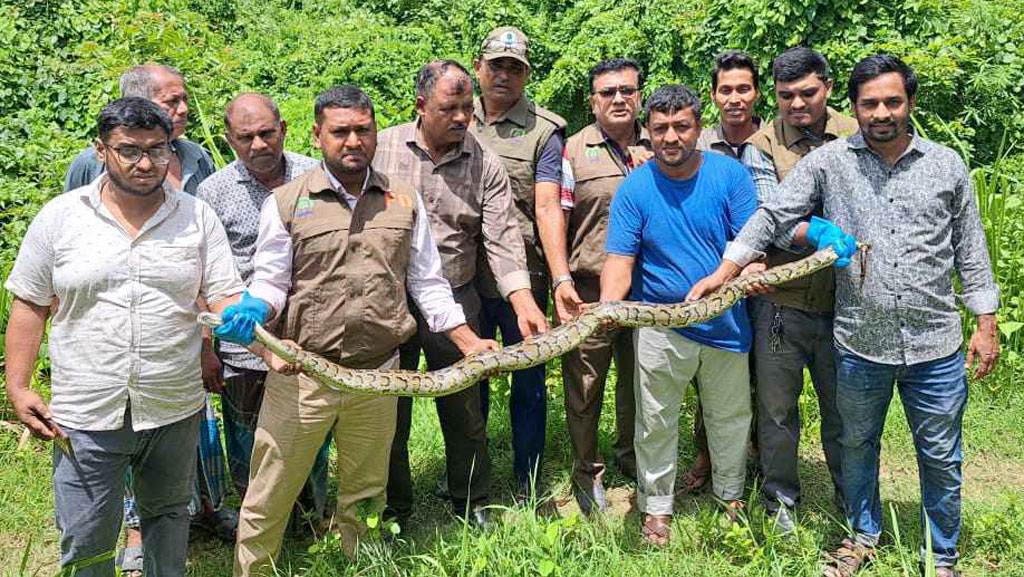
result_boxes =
[470,26,567,498]
[554,58,651,512]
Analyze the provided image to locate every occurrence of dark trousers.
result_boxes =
[387,284,490,517]
[559,276,636,490]
[478,284,548,488]
[750,296,843,511]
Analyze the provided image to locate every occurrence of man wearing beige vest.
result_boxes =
[740,46,859,533]
[554,58,651,513]
[375,60,547,527]
[469,26,567,502]
[225,85,498,574]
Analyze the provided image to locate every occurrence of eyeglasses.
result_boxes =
[110,144,174,166]
[595,86,639,99]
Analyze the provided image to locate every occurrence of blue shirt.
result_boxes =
[606,152,757,352]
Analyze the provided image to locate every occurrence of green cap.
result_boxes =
[480,26,530,67]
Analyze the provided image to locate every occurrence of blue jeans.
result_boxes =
[478,288,548,489]
[836,347,967,567]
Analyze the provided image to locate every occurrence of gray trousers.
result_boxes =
[750,296,843,511]
[54,407,200,577]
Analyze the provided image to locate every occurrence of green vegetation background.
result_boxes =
[2,0,1024,575]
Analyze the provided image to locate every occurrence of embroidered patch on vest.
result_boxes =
[385,190,414,209]
[295,194,315,219]
[585,146,601,162]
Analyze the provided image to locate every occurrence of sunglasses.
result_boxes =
[595,86,639,99]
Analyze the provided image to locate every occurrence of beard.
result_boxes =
[656,145,696,167]
[107,168,164,197]
[865,118,906,143]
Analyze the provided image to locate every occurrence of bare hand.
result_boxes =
[739,262,774,296]
[261,340,301,376]
[8,388,65,441]
[686,274,725,302]
[201,342,225,393]
[966,316,999,380]
[554,281,584,324]
[509,289,549,338]
[462,338,501,356]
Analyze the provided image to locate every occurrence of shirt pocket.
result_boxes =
[292,221,350,282]
[145,244,200,298]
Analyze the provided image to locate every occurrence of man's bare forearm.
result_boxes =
[599,254,636,302]
[4,298,50,394]
[535,182,571,279]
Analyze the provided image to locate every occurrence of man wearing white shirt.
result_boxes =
[4,98,243,577]
[222,85,498,575]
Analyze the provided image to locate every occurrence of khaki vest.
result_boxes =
[471,96,566,297]
[565,123,652,278]
[274,165,418,368]
[749,108,859,313]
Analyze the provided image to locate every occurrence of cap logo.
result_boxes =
[501,31,517,50]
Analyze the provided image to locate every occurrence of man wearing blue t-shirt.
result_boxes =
[600,84,758,547]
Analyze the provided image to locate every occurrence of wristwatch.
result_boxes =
[552,274,574,290]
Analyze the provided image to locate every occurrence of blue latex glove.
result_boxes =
[805,216,857,268]
[214,292,271,346]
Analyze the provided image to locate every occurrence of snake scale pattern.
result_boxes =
[198,247,844,397]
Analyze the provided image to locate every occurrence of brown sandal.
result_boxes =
[821,538,875,577]
[676,465,710,495]
[722,500,747,523]
[641,514,671,548]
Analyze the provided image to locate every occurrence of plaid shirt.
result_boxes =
[726,131,999,365]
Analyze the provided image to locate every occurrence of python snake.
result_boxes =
[198,246,846,397]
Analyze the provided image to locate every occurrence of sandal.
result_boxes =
[676,465,710,495]
[722,500,747,523]
[641,514,671,548]
[822,538,875,577]
[116,546,143,577]
[192,507,239,543]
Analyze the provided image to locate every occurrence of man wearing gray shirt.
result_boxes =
[196,93,327,534]
[690,55,999,577]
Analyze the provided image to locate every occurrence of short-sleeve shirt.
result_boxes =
[4,176,244,431]
[606,153,758,352]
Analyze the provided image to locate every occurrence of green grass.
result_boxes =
[3,359,1024,576]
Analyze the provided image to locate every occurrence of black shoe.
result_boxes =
[574,480,608,514]
[615,457,638,482]
[435,474,452,500]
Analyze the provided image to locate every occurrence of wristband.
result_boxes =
[553,274,574,290]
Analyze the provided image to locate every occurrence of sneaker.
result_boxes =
[770,506,796,535]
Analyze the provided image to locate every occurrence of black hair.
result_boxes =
[772,46,829,83]
[644,84,702,122]
[314,85,375,124]
[96,97,173,142]
[712,50,760,91]
[847,54,918,102]
[588,58,644,93]
[416,60,471,100]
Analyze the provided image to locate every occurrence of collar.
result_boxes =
[847,127,926,161]
[709,118,761,146]
[321,161,374,203]
[583,121,649,146]
[234,151,294,185]
[409,120,469,165]
[781,107,847,149]
[473,95,530,128]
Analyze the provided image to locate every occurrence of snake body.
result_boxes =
[198,247,843,397]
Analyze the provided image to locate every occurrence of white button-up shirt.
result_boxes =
[5,176,243,431]
[248,164,467,333]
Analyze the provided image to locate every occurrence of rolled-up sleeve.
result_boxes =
[247,196,294,313]
[950,160,1000,315]
[481,158,531,297]
[4,203,57,306]
[199,202,244,304]
[407,193,467,333]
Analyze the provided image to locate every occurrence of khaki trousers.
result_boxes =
[560,275,636,491]
[634,328,751,514]
[234,360,398,576]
